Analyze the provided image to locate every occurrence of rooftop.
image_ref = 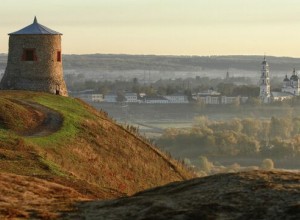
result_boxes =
[9,17,62,35]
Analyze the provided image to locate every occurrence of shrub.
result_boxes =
[261,158,274,170]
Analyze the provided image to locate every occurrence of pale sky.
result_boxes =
[1,0,300,57]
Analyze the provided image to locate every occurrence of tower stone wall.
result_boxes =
[0,18,68,96]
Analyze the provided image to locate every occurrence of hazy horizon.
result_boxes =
[1,0,300,57]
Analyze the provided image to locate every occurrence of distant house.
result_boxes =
[71,90,104,102]
[194,89,221,104]
[202,95,220,104]
[90,94,104,102]
[104,93,117,103]
[193,89,248,105]
[164,94,189,104]
[144,96,169,104]
[139,93,146,98]
[124,92,138,103]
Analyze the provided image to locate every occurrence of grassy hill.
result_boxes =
[0,91,194,218]
[64,170,300,220]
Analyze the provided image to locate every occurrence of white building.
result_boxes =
[90,94,104,102]
[193,88,248,105]
[259,56,271,103]
[124,92,138,103]
[202,95,220,104]
[144,96,169,104]
[271,92,294,102]
[193,89,221,104]
[164,94,189,104]
[221,96,238,104]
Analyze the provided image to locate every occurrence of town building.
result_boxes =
[259,57,298,103]
[90,94,104,102]
[143,96,169,104]
[163,94,189,104]
[104,93,118,102]
[193,88,248,105]
[124,92,138,103]
[259,56,271,103]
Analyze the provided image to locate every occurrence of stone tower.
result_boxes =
[259,56,271,103]
[0,17,68,96]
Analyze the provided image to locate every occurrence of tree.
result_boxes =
[217,83,235,96]
[193,116,209,129]
[116,92,126,102]
[269,116,292,140]
[133,77,139,84]
[198,156,213,173]
[232,85,259,97]
[247,97,262,106]
[241,118,261,137]
[292,117,300,136]
[238,135,260,156]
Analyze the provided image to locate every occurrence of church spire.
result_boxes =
[259,56,271,103]
[33,16,37,24]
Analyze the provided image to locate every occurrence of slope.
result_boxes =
[64,170,300,220]
[0,90,194,218]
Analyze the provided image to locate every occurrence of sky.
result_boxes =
[1,0,300,57]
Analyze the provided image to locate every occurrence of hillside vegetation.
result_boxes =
[64,170,300,220]
[0,91,194,218]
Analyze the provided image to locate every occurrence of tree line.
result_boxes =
[156,116,300,159]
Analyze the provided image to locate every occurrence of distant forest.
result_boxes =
[1,54,300,72]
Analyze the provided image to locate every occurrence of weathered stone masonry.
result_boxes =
[0,17,68,96]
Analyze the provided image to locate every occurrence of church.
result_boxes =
[259,56,297,103]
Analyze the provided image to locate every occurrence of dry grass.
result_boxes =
[0,98,45,133]
[0,91,195,218]
[0,172,89,219]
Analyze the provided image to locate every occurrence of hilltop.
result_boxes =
[65,170,300,220]
[0,91,194,218]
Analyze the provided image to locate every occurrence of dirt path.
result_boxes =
[18,101,63,137]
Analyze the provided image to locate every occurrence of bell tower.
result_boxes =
[259,56,271,103]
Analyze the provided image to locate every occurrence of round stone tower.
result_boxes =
[0,17,68,96]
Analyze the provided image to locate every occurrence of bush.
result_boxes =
[261,158,274,170]
[198,156,213,173]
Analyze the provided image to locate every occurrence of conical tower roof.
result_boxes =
[9,17,62,35]
[261,55,268,65]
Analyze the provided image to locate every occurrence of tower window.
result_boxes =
[57,51,61,62]
[22,49,37,61]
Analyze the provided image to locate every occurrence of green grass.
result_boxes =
[28,94,96,147]
[0,91,97,148]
